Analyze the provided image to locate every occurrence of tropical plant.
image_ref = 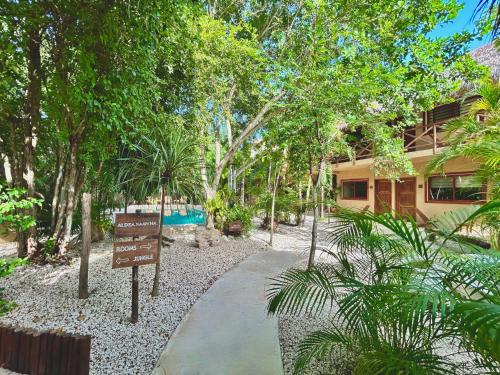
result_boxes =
[0,183,42,234]
[223,204,253,235]
[267,201,500,374]
[474,0,500,37]
[118,123,202,296]
[0,257,27,315]
[204,192,227,230]
[426,80,500,246]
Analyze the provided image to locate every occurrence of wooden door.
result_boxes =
[375,180,392,214]
[396,178,416,219]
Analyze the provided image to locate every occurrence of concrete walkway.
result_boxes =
[152,250,303,375]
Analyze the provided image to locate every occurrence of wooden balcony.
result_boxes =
[334,122,448,165]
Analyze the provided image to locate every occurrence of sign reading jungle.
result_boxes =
[112,239,158,269]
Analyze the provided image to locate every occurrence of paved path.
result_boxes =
[152,250,304,375]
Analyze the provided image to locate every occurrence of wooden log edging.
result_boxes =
[0,325,91,375]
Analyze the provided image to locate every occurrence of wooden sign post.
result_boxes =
[113,213,160,323]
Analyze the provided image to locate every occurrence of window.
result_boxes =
[342,179,368,200]
[428,174,484,202]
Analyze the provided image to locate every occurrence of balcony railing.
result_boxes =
[335,122,448,165]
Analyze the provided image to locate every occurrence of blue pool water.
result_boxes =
[163,208,206,226]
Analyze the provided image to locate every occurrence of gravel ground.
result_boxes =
[0,235,263,375]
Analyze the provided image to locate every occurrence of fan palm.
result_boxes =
[267,201,500,374]
[119,124,202,296]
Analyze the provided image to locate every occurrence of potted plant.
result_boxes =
[223,204,253,236]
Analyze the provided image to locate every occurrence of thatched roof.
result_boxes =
[470,43,500,80]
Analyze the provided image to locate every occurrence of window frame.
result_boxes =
[341,178,369,201]
[426,172,486,204]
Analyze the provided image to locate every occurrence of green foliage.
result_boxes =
[0,183,42,233]
[254,188,307,225]
[0,257,27,315]
[267,201,500,374]
[204,192,226,229]
[119,123,202,201]
[42,237,57,257]
[223,204,253,234]
[94,218,113,234]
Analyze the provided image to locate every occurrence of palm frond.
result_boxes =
[267,265,346,317]
[452,301,500,366]
[354,345,454,375]
[293,328,352,375]
[118,124,202,200]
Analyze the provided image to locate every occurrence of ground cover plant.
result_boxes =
[267,201,500,374]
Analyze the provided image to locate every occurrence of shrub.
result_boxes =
[267,201,500,374]
[0,257,27,316]
[224,204,253,234]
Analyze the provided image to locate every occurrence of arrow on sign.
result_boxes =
[116,257,130,264]
[139,243,152,250]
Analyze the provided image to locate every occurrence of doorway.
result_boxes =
[396,178,416,219]
[375,180,392,214]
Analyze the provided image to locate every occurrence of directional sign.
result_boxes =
[114,213,160,237]
[112,240,158,269]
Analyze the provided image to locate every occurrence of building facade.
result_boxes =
[332,44,498,224]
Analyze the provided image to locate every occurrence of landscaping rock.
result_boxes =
[0,238,262,375]
[195,227,221,249]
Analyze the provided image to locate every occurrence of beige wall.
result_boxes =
[334,157,481,224]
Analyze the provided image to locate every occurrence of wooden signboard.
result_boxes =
[112,240,157,269]
[113,211,160,323]
[114,213,160,237]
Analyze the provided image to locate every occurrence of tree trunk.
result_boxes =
[0,137,13,186]
[24,27,42,256]
[79,192,91,299]
[308,162,324,269]
[226,114,234,192]
[320,185,325,219]
[53,165,69,241]
[59,140,78,254]
[302,177,312,227]
[151,184,165,297]
[51,150,65,232]
[240,173,245,206]
[269,164,280,246]
[308,182,319,268]
[214,121,221,168]
[17,232,27,258]
[199,140,217,229]
[8,124,27,257]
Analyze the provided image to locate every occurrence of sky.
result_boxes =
[429,0,491,51]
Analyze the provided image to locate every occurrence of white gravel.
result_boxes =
[0,236,262,375]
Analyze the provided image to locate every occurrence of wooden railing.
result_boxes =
[335,123,448,165]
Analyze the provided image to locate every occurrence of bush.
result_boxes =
[204,193,226,229]
[0,183,42,233]
[268,201,500,374]
[224,204,253,234]
[0,257,27,316]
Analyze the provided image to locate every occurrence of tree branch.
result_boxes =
[213,91,286,187]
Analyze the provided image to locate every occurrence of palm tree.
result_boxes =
[267,202,500,374]
[119,124,201,296]
[426,80,500,246]
[473,0,500,38]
